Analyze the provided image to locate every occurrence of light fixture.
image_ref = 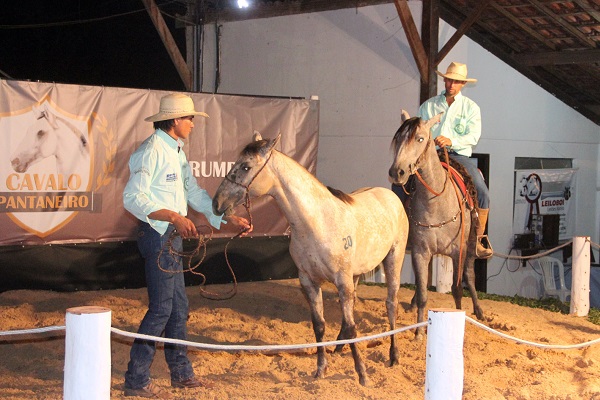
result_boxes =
[237,0,249,8]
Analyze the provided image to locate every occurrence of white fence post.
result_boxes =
[425,309,465,400]
[433,255,453,293]
[64,306,112,400]
[570,236,591,317]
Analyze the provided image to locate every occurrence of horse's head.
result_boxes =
[212,131,281,216]
[388,110,441,186]
[10,106,60,173]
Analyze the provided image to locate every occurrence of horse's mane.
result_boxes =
[391,117,421,152]
[55,115,89,152]
[326,186,355,205]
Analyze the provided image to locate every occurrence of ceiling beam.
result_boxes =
[489,1,557,51]
[435,0,492,66]
[528,0,597,48]
[513,48,600,66]
[420,0,439,103]
[393,0,428,79]
[439,3,599,125]
[141,0,192,90]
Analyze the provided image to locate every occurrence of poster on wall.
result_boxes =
[0,79,319,246]
[513,168,577,243]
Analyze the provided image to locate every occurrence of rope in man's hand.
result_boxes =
[157,224,241,300]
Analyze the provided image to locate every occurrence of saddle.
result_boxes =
[440,161,475,209]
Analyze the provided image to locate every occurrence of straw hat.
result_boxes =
[436,62,477,83]
[144,93,209,122]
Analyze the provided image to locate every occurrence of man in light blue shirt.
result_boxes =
[123,93,252,398]
[417,62,492,258]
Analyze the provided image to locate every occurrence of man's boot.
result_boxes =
[476,208,493,259]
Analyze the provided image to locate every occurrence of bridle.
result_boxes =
[223,147,275,222]
[402,136,449,197]
[155,148,275,301]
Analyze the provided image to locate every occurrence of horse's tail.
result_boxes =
[326,186,355,205]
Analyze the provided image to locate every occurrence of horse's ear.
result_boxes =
[424,112,443,130]
[401,109,410,122]
[272,133,281,149]
[253,130,263,141]
[262,133,281,155]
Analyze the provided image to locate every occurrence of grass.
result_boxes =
[361,282,600,326]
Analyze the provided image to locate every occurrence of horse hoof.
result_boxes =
[475,308,484,321]
[334,344,345,353]
[359,376,370,387]
[413,333,424,342]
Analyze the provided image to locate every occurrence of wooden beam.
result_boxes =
[435,0,492,66]
[393,0,428,79]
[513,48,600,66]
[141,0,192,90]
[529,0,597,48]
[420,0,439,103]
[489,1,557,51]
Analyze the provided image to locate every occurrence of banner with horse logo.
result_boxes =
[513,168,577,243]
[0,80,319,246]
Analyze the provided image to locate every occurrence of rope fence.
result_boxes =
[1,236,599,398]
[2,316,597,351]
[1,307,599,400]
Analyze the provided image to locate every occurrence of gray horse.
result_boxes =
[213,132,409,386]
[388,111,484,340]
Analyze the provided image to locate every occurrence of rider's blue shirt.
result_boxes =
[417,91,481,157]
[123,129,224,235]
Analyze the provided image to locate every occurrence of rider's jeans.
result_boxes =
[124,222,195,389]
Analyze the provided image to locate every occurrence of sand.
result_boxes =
[1,279,599,399]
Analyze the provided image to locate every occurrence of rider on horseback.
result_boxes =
[417,62,492,259]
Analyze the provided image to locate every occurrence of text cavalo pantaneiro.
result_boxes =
[1,173,94,212]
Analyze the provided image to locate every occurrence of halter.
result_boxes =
[402,137,449,197]
[222,147,275,235]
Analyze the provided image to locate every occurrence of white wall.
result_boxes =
[201,2,600,297]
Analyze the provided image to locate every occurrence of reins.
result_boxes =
[155,151,272,300]
[407,143,470,284]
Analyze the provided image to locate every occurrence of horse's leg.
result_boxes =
[412,252,430,341]
[335,275,361,353]
[463,252,484,320]
[381,247,403,366]
[298,274,328,379]
[450,252,464,311]
[335,276,369,386]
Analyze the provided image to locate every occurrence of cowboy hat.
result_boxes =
[144,93,209,122]
[435,62,477,83]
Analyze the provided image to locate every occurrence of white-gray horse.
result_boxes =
[213,132,409,386]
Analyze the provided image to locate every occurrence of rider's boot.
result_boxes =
[476,208,493,259]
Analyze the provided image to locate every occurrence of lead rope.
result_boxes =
[156,191,254,301]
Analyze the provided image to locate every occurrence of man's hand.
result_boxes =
[434,135,452,148]
[225,215,253,236]
[172,215,198,238]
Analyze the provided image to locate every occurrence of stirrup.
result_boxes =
[476,234,494,259]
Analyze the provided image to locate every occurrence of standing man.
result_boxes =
[417,62,492,259]
[123,92,252,398]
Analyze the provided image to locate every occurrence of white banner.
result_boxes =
[513,168,577,242]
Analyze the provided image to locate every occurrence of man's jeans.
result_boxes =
[449,153,490,209]
[124,222,195,389]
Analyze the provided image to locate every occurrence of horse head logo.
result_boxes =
[10,103,90,177]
